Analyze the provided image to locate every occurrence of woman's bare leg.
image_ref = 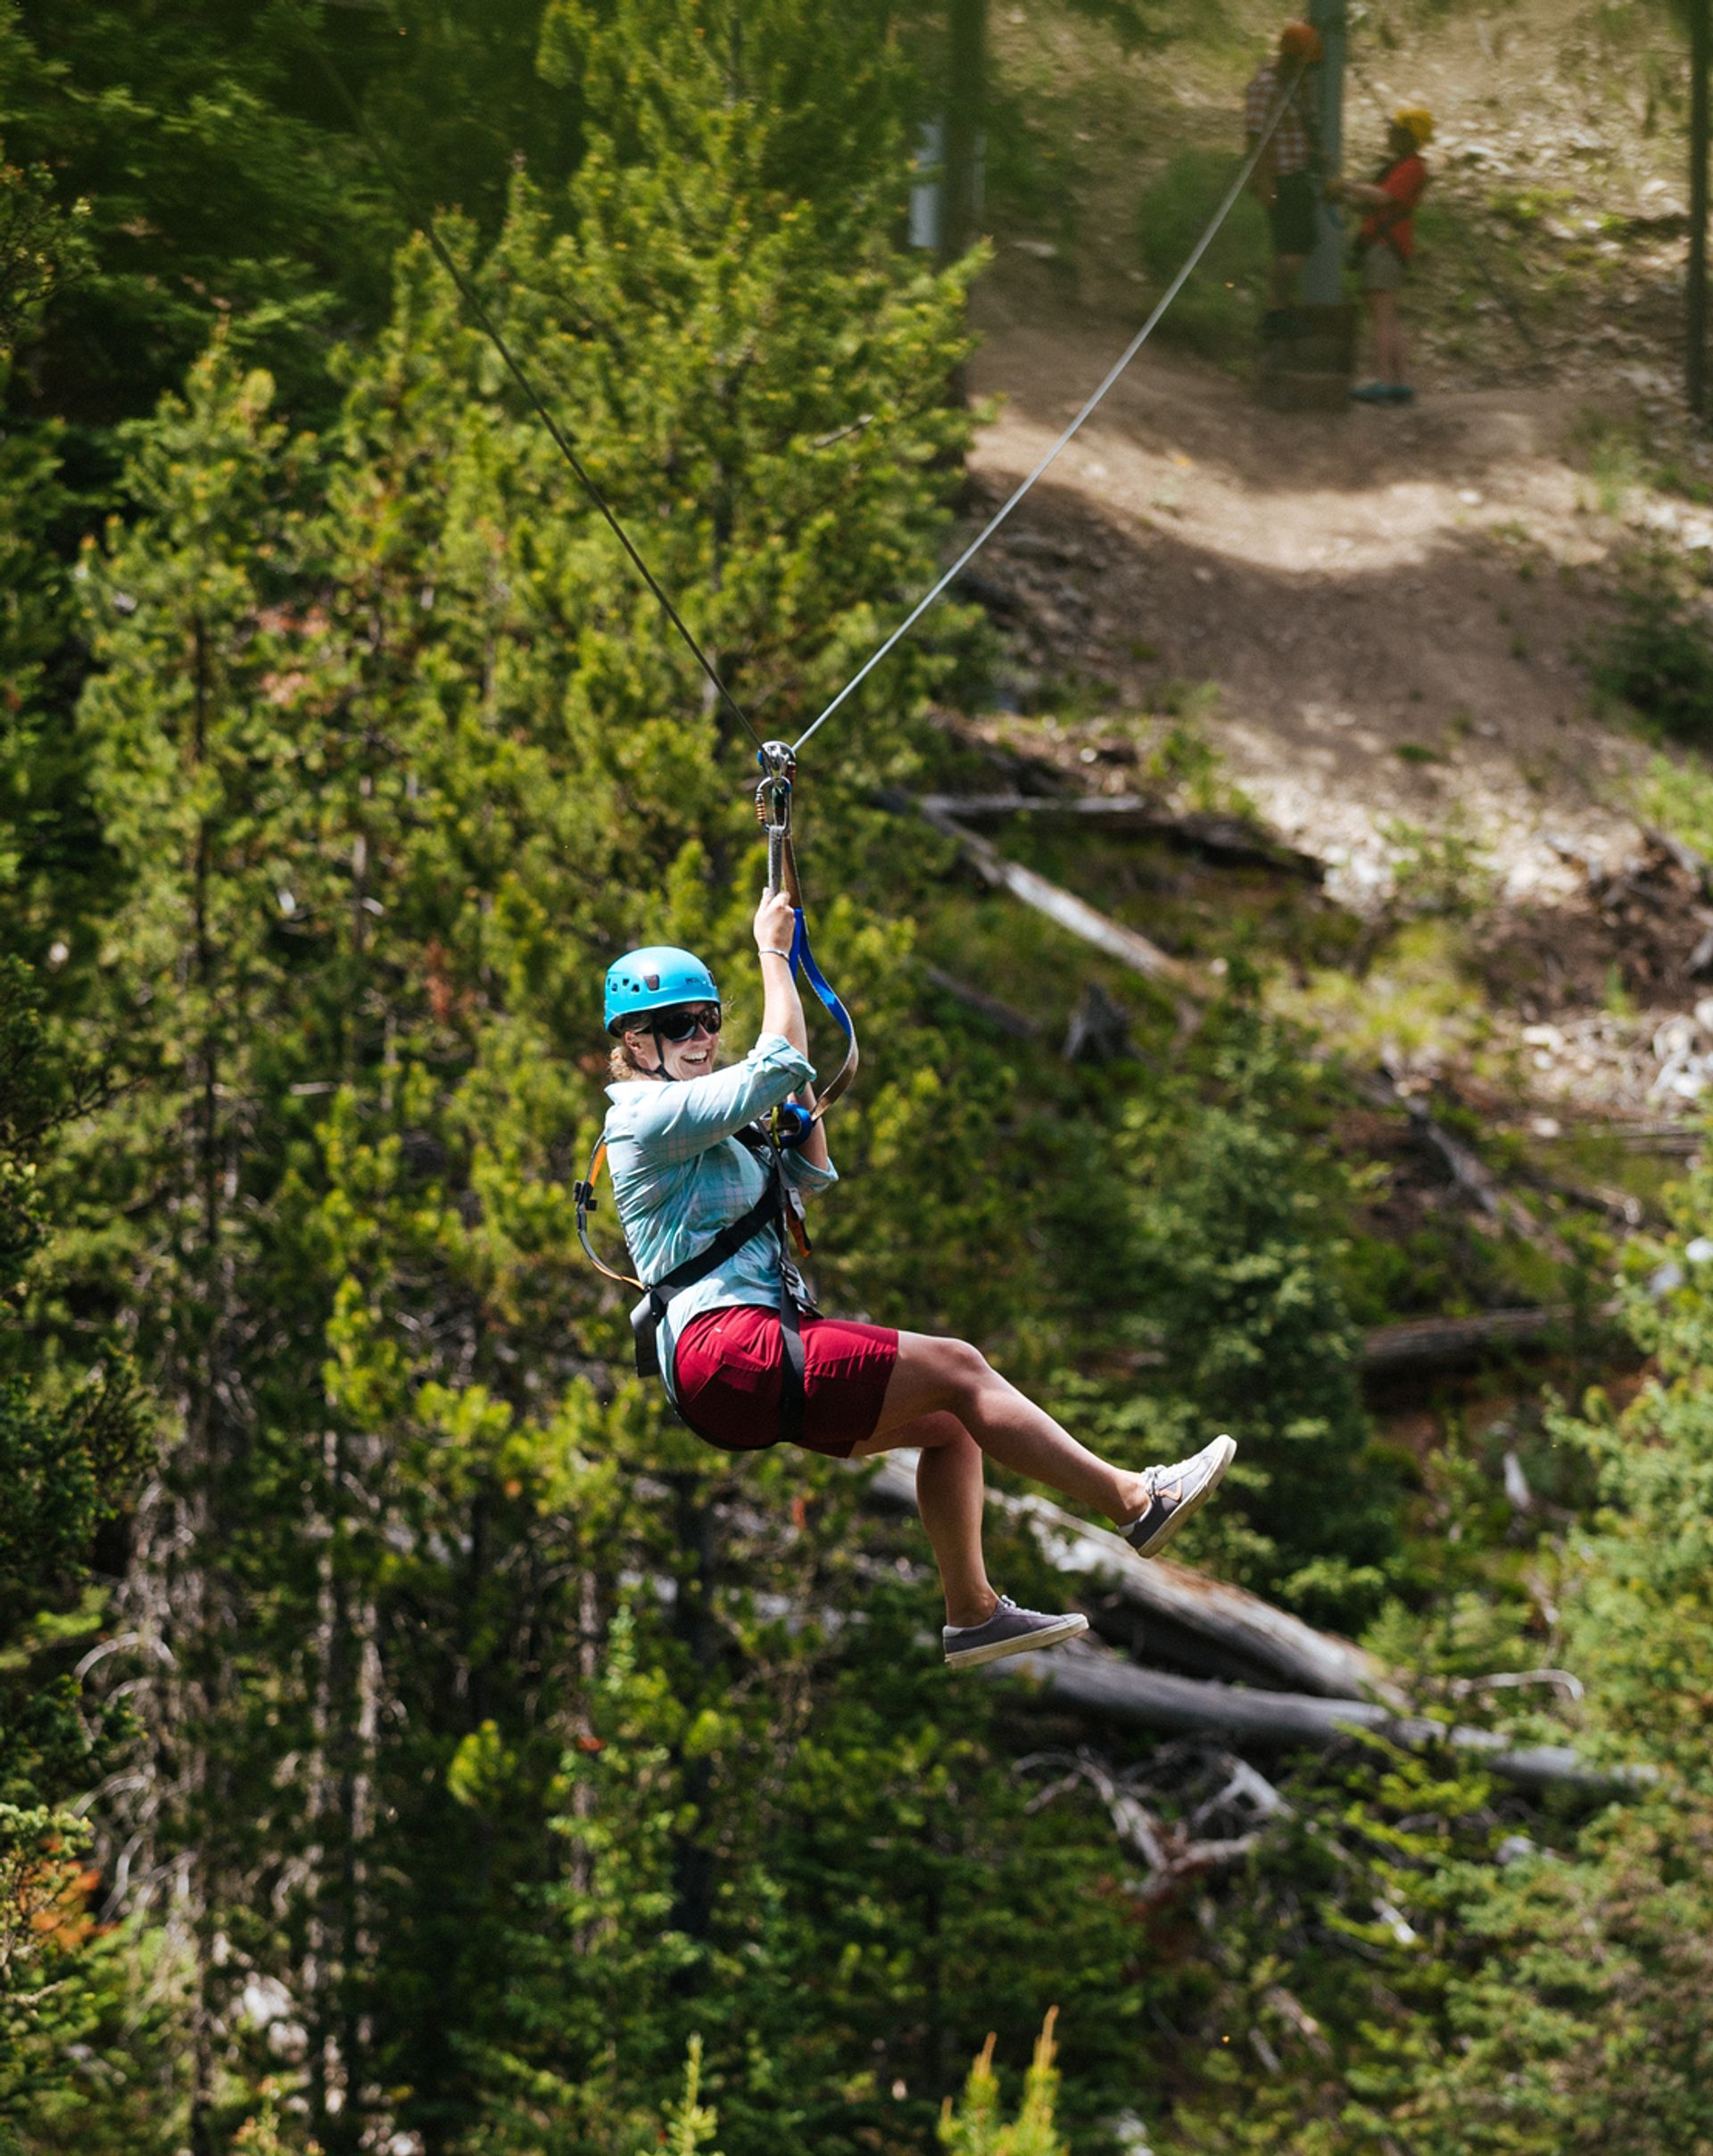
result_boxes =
[863,1331,1154,1525]
[851,1410,997,1629]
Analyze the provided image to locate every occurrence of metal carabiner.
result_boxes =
[755,740,803,907]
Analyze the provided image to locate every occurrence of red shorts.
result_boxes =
[673,1304,899,1459]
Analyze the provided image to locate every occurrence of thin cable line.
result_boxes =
[301,20,767,753]
[792,65,1308,756]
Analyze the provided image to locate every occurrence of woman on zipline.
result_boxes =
[600,888,1236,1671]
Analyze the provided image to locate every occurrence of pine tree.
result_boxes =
[1106,1006,1401,1627]
[939,2013,1070,2156]
[64,338,329,2154]
[1562,1165,1713,1780]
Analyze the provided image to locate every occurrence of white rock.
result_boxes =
[1655,1015,1700,1061]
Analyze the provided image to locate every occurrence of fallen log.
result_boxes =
[865,1453,1391,1701]
[1604,1121,1701,1157]
[916,793,1324,881]
[1511,1163,1643,1228]
[1349,1066,1570,1257]
[988,1640,1648,1797]
[878,790,1205,999]
[1361,1300,1625,1378]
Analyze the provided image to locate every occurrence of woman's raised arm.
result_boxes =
[754,885,831,1173]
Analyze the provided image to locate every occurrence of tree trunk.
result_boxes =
[940,0,986,269]
[668,1475,724,1952]
[1691,0,1709,416]
[862,1460,1643,1794]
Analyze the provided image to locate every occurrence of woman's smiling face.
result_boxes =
[622,1004,723,1082]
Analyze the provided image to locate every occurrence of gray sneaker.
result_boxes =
[1120,1434,1237,1559]
[943,1596,1089,1671]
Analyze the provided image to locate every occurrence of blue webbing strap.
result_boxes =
[790,908,856,1053]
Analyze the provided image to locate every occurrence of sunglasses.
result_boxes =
[650,1005,724,1043]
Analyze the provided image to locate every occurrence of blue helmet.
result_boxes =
[603,945,721,1035]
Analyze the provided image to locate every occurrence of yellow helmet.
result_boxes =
[1393,105,1435,147]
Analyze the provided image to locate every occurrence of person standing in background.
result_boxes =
[1334,107,1434,404]
[1245,21,1325,336]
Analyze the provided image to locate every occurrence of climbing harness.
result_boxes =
[575,1121,814,1443]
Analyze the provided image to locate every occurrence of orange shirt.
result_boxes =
[1360,153,1428,260]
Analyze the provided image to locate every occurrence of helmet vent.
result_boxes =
[644,972,659,990]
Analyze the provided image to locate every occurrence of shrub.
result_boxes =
[1597,579,1713,743]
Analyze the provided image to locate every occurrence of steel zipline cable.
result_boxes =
[301,22,768,756]
[791,61,1308,757]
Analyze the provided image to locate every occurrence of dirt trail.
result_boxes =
[967,298,1639,909]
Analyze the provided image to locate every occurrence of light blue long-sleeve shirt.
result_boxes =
[603,1032,838,1397]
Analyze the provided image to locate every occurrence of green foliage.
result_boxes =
[1163,1731,1505,2155]
[1561,1165,1713,1781]
[939,2014,1069,2156]
[1107,1005,1400,1623]
[467,1580,1153,2156]
[0,959,148,2130]
[644,2038,724,2156]
[1381,814,1500,923]
[1171,1776,1713,2156]
[1135,150,1269,362]
[1388,1797,1713,2156]
[0,148,90,358]
[6,2,1014,2146]
[1596,572,1713,743]
[0,0,590,430]
[234,2082,324,2156]
[1634,746,1713,858]
[1150,1159,1713,2156]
